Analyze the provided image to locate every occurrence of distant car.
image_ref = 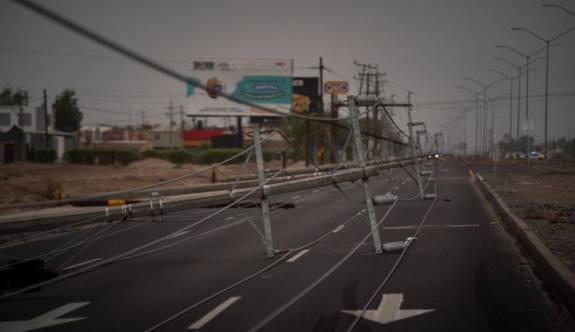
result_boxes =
[427,153,440,160]
[528,152,545,160]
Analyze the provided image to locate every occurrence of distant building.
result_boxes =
[0,105,77,163]
[184,129,230,150]
[146,129,183,150]
[80,125,151,151]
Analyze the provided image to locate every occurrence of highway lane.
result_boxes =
[1,159,574,331]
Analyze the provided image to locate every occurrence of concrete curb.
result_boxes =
[476,175,575,317]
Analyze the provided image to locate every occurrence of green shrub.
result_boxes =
[139,149,165,160]
[35,149,56,164]
[115,149,139,165]
[64,148,88,164]
[165,149,193,164]
[287,148,305,162]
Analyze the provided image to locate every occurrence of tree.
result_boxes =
[53,89,83,132]
[0,87,27,106]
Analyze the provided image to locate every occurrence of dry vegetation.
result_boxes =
[468,157,575,273]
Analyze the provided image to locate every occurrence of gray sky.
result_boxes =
[1,0,574,149]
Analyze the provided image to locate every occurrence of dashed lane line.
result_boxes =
[188,297,241,329]
[287,249,311,263]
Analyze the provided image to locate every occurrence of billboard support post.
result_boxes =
[253,125,275,258]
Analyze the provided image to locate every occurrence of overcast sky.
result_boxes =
[1,0,574,150]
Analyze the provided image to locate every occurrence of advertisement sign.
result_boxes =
[102,130,125,141]
[292,77,319,114]
[186,58,293,117]
[324,81,349,94]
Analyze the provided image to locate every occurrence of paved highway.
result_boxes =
[1,159,573,331]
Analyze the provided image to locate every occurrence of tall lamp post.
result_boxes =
[488,69,513,145]
[448,106,470,156]
[487,93,507,157]
[463,77,505,156]
[458,86,481,155]
[511,26,575,156]
[493,57,522,148]
[497,45,533,161]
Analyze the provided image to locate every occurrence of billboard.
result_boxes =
[186,58,293,117]
[292,77,319,114]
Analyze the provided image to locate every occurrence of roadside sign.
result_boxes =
[502,133,510,143]
[324,81,349,94]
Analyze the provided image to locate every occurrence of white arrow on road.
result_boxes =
[0,302,89,332]
[342,294,433,325]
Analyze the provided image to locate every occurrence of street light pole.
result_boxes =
[488,69,513,151]
[497,46,532,162]
[464,77,505,156]
[511,26,575,157]
[494,57,522,151]
[458,86,481,155]
[543,4,575,17]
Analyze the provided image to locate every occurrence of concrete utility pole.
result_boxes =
[353,61,378,159]
[141,111,145,129]
[373,72,387,155]
[353,61,378,131]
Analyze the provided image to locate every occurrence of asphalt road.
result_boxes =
[0,159,573,332]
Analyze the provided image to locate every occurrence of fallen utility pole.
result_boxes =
[0,158,421,235]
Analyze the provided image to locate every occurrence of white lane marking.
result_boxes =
[188,297,241,329]
[0,302,89,332]
[165,231,190,239]
[291,195,301,200]
[224,217,235,221]
[332,225,345,233]
[394,186,400,190]
[342,294,433,325]
[382,224,480,230]
[400,181,406,185]
[61,258,102,270]
[313,189,320,193]
[287,249,310,263]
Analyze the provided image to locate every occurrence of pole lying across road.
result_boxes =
[0,158,422,235]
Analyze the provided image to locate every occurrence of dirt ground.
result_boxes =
[0,158,298,216]
[467,156,575,273]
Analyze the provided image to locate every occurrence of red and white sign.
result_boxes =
[324,81,349,94]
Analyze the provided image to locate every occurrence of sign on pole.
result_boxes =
[324,81,349,95]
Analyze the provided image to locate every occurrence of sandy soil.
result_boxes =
[468,157,575,273]
[0,158,301,216]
